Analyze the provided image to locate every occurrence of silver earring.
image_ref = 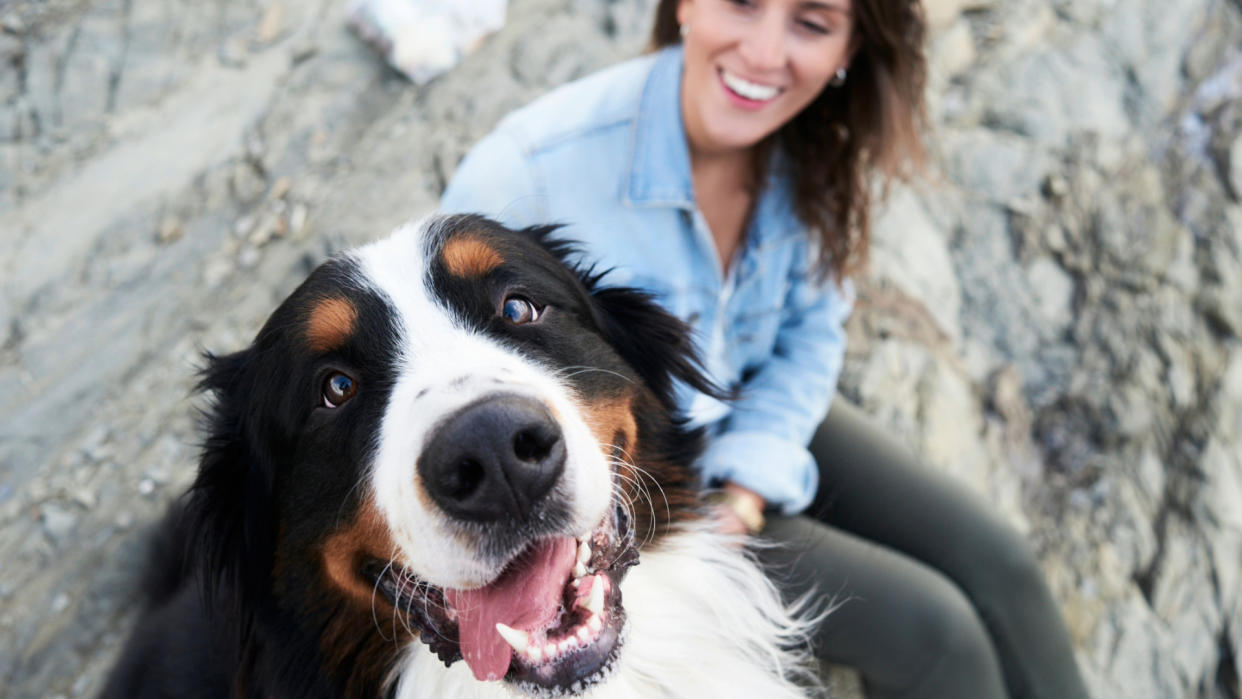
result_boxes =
[679,24,689,38]
[830,67,847,87]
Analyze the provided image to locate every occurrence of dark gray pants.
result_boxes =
[757,399,1090,699]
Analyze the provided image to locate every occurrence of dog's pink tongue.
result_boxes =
[446,537,577,682]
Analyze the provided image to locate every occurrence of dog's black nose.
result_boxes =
[418,394,566,523]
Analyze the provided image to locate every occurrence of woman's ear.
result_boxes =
[676,0,694,30]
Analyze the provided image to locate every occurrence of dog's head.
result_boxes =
[190,215,717,695]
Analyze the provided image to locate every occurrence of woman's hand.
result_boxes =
[709,482,767,539]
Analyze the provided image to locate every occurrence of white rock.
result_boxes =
[1025,256,1075,331]
[931,20,976,80]
[40,503,78,544]
[870,187,963,344]
[347,0,508,84]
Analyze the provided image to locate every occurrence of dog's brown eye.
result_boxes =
[501,296,541,325]
[323,372,357,407]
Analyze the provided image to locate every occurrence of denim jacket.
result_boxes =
[439,46,853,514]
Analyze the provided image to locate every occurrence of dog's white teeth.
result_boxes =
[495,623,530,653]
[577,625,592,641]
[586,576,605,615]
[574,562,588,579]
[527,645,544,663]
[587,613,603,633]
[577,540,592,565]
[559,636,579,654]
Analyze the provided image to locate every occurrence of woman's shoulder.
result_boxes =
[495,51,664,155]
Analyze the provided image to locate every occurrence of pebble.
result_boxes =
[70,489,96,509]
[256,2,286,45]
[234,214,256,237]
[248,214,280,246]
[40,503,77,543]
[51,594,70,614]
[1043,173,1069,199]
[0,13,25,34]
[137,478,156,496]
[202,255,233,285]
[289,203,309,238]
[269,176,293,200]
[157,216,184,244]
[218,37,249,68]
[290,39,318,65]
[238,245,261,268]
[231,162,267,204]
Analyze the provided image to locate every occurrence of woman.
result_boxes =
[440,0,1090,696]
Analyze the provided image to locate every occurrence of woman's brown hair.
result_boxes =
[651,0,928,281]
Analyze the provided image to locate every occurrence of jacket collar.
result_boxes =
[625,46,695,209]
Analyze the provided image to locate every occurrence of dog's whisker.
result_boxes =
[371,558,398,642]
[550,365,636,385]
[609,467,659,546]
[607,454,672,543]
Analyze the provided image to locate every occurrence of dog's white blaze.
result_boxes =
[391,525,816,698]
[353,220,611,589]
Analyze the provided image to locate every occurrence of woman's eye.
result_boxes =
[501,296,542,325]
[799,19,830,34]
[323,372,358,408]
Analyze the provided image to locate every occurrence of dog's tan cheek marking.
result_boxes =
[581,393,638,458]
[442,235,504,278]
[321,499,395,608]
[306,297,358,353]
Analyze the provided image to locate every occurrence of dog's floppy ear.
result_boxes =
[519,224,726,411]
[189,348,279,612]
[588,284,727,412]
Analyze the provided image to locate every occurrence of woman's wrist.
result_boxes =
[708,482,767,534]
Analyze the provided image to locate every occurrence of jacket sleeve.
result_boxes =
[696,252,854,515]
[438,127,546,228]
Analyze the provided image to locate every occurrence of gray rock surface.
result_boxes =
[2,0,1240,697]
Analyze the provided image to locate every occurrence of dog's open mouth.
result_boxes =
[363,503,637,695]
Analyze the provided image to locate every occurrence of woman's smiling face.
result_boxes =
[677,0,855,156]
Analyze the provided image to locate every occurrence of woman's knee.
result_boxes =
[951,518,1050,613]
[869,573,1006,697]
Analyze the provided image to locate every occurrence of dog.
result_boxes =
[101,215,814,698]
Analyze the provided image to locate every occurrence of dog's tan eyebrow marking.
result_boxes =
[306,297,358,353]
[442,234,504,278]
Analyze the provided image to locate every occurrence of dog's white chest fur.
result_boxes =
[392,526,813,699]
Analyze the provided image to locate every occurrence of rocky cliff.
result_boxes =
[1,0,1239,696]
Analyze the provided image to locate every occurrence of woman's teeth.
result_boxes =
[721,71,780,101]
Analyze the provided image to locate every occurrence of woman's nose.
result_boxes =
[737,12,787,71]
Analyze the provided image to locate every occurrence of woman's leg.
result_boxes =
[803,398,1090,699]
[758,515,1009,698]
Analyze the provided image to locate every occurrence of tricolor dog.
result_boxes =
[101,215,814,698]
